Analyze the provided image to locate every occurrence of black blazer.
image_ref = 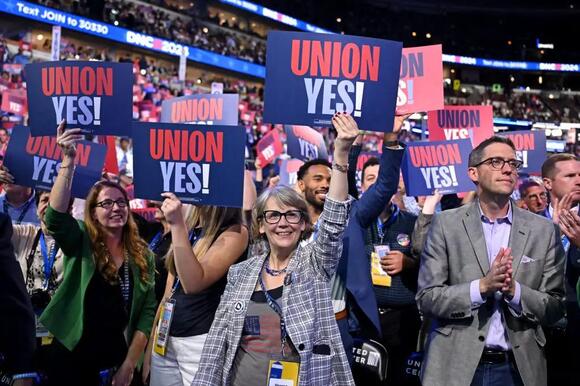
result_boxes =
[0,213,35,375]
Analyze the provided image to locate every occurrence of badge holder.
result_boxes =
[153,298,176,356]
[268,360,300,386]
[371,245,391,287]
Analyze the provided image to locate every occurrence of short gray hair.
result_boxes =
[251,185,312,243]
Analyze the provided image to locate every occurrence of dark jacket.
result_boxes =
[0,213,35,375]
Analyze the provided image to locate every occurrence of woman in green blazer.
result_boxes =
[40,121,156,386]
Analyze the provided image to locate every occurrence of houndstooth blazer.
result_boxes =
[192,196,355,386]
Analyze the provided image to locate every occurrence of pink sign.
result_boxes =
[427,105,494,147]
[1,90,28,116]
[256,129,284,166]
[396,45,444,115]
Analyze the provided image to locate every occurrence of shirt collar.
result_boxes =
[478,199,513,225]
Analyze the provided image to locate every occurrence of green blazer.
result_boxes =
[40,206,156,351]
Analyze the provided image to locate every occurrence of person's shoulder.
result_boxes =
[434,202,472,222]
[514,206,555,230]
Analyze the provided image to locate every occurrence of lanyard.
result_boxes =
[149,230,163,252]
[3,197,34,225]
[259,271,287,357]
[39,232,58,290]
[119,259,130,309]
[377,205,400,243]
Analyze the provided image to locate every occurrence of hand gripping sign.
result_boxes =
[25,61,133,137]
[427,105,494,147]
[132,122,246,207]
[498,130,546,175]
[401,138,473,196]
[3,126,107,197]
[160,94,239,125]
[264,31,402,132]
[396,45,444,115]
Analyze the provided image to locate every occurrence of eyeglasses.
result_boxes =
[526,192,548,201]
[94,198,128,210]
[473,157,523,171]
[261,210,304,224]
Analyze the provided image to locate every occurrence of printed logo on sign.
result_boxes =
[408,143,461,191]
[42,65,112,125]
[149,129,223,196]
[397,51,423,107]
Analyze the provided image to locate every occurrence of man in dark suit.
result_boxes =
[0,212,36,385]
[540,153,580,385]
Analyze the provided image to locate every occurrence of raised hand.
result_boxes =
[56,119,84,159]
[0,165,14,185]
[332,112,360,156]
[160,192,185,226]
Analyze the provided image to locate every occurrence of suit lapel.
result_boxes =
[509,206,530,277]
[463,203,490,275]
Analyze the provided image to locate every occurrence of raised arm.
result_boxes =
[160,193,249,295]
[49,120,84,213]
[310,113,357,279]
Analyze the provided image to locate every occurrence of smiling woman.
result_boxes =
[193,112,359,386]
[38,120,156,386]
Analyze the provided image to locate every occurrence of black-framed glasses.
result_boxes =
[473,157,523,171]
[94,198,128,210]
[261,210,304,224]
[526,192,548,201]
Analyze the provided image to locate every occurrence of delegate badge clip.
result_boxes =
[154,298,176,356]
[268,360,300,386]
[371,245,391,287]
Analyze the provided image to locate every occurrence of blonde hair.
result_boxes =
[165,205,243,275]
[85,181,151,285]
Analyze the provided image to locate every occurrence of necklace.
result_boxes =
[264,257,288,276]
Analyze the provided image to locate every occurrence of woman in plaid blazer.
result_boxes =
[192,113,359,386]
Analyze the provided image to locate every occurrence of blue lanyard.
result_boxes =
[39,232,58,290]
[259,271,287,356]
[377,205,400,242]
[149,230,163,252]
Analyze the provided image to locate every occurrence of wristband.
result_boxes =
[332,163,348,173]
[383,140,400,148]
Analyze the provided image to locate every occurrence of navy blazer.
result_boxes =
[341,144,405,334]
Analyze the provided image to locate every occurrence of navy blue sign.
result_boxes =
[498,130,546,175]
[264,31,402,132]
[284,125,328,161]
[25,61,133,137]
[401,139,473,196]
[161,94,239,125]
[132,122,246,207]
[3,126,106,198]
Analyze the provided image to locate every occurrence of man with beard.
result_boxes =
[296,159,332,228]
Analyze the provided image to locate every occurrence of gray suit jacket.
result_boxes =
[416,201,566,386]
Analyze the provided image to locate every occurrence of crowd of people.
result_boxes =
[30,0,267,64]
[0,2,579,386]
[1,108,579,386]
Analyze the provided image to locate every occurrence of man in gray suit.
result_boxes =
[417,136,566,386]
